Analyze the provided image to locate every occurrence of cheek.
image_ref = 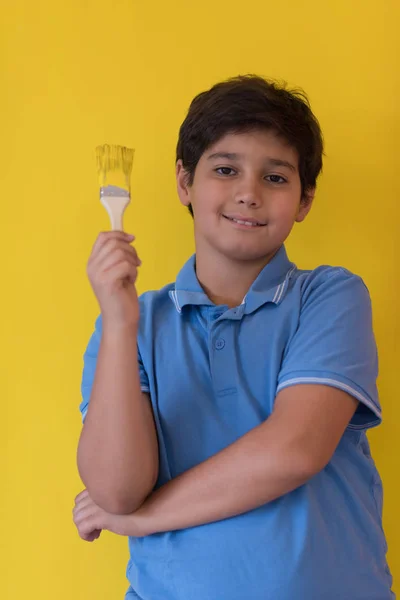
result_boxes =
[191,184,224,215]
[269,201,299,224]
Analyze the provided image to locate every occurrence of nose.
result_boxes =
[234,176,262,208]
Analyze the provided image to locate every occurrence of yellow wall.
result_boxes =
[2,1,399,597]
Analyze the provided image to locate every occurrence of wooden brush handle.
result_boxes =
[100,195,130,231]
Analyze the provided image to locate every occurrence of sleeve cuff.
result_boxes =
[81,406,88,423]
[276,373,381,430]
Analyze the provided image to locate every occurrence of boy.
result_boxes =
[73,75,394,599]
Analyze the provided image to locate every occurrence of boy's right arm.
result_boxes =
[77,231,159,515]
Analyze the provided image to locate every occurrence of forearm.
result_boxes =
[76,385,357,541]
[127,386,356,536]
[77,324,158,514]
[129,420,316,536]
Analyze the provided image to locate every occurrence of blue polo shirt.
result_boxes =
[80,246,393,600]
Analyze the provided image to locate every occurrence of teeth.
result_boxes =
[231,217,259,227]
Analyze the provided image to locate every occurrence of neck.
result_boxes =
[195,243,280,308]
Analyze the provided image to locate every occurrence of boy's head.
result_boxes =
[176,75,324,263]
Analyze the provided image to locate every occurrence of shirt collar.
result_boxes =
[169,245,296,315]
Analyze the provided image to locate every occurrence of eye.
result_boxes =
[215,167,236,176]
[266,174,287,184]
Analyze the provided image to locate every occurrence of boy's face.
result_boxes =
[177,129,314,263]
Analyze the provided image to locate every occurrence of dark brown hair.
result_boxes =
[176,75,324,216]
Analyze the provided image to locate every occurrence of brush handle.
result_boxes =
[101,195,130,231]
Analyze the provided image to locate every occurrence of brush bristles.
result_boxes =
[96,144,134,189]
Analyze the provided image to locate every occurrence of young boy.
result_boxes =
[73,75,394,599]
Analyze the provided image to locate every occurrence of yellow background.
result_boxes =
[2,1,399,598]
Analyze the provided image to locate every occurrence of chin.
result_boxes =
[219,244,275,263]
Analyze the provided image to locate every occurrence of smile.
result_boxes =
[223,215,266,228]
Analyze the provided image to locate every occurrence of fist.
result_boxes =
[73,490,104,542]
[87,231,141,328]
[73,490,139,540]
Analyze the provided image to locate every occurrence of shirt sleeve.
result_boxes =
[276,268,381,430]
[79,315,150,423]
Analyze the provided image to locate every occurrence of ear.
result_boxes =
[176,160,192,207]
[296,187,315,223]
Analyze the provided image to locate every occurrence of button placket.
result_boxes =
[209,322,236,397]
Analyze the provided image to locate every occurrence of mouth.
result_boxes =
[222,214,267,228]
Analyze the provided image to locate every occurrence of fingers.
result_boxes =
[73,491,104,542]
[97,248,140,275]
[91,238,141,268]
[74,503,97,525]
[78,526,102,542]
[74,489,89,504]
[73,490,97,519]
[90,232,136,269]
[87,234,142,285]
[74,492,93,514]
[84,529,102,542]
[91,231,135,258]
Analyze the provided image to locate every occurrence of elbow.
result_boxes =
[77,436,159,515]
[109,468,159,514]
[95,492,147,515]
[78,460,158,515]
[84,477,156,515]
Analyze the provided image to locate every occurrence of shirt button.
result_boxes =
[215,339,225,350]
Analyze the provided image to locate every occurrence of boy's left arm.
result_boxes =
[74,384,357,539]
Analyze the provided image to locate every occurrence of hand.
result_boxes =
[87,231,142,328]
[73,489,106,542]
[73,490,145,541]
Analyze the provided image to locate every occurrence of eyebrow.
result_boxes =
[266,158,297,172]
[207,152,240,161]
[207,152,297,172]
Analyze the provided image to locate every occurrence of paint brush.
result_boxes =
[96,144,134,230]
